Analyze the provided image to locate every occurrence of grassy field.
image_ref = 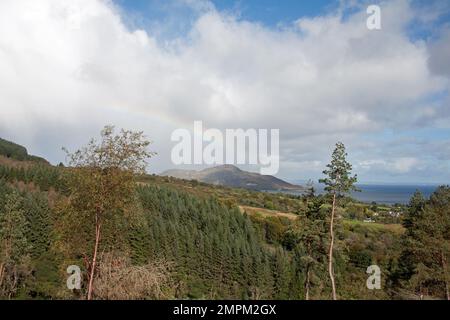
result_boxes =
[343,218,405,234]
[239,205,298,220]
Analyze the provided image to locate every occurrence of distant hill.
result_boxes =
[160,164,304,192]
[0,137,48,164]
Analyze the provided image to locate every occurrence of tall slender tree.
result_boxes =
[319,142,358,300]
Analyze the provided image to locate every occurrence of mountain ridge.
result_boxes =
[0,137,48,164]
[160,164,304,192]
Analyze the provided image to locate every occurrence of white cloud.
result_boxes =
[391,157,420,173]
[0,0,448,182]
[358,157,420,174]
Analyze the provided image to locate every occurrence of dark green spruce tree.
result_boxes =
[401,187,450,299]
[0,191,29,298]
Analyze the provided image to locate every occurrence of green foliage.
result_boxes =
[0,138,29,161]
[0,138,48,164]
[57,125,155,300]
[319,142,359,300]
[0,180,60,299]
[134,185,296,299]
[139,174,307,214]
[0,190,29,263]
[292,199,330,299]
[395,186,450,299]
[319,142,358,196]
[0,190,31,298]
[0,164,66,192]
[0,136,448,300]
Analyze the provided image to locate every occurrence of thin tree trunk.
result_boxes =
[305,241,312,300]
[328,193,337,300]
[445,279,449,301]
[0,233,11,291]
[0,263,4,288]
[87,214,101,300]
[10,269,18,299]
[441,250,449,300]
[305,267,310,300]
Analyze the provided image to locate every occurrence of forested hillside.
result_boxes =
[0,134,448,300]
[160,165,304,191]
[0,138,48,164]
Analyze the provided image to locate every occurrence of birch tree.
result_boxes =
[59,125,155,300]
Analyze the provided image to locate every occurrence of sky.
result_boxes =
[0,0,449,184]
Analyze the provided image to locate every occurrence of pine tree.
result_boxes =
[24,193,52,258]
[319,142,358,300]
[403,190,425,231]
[405,187,450,299]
